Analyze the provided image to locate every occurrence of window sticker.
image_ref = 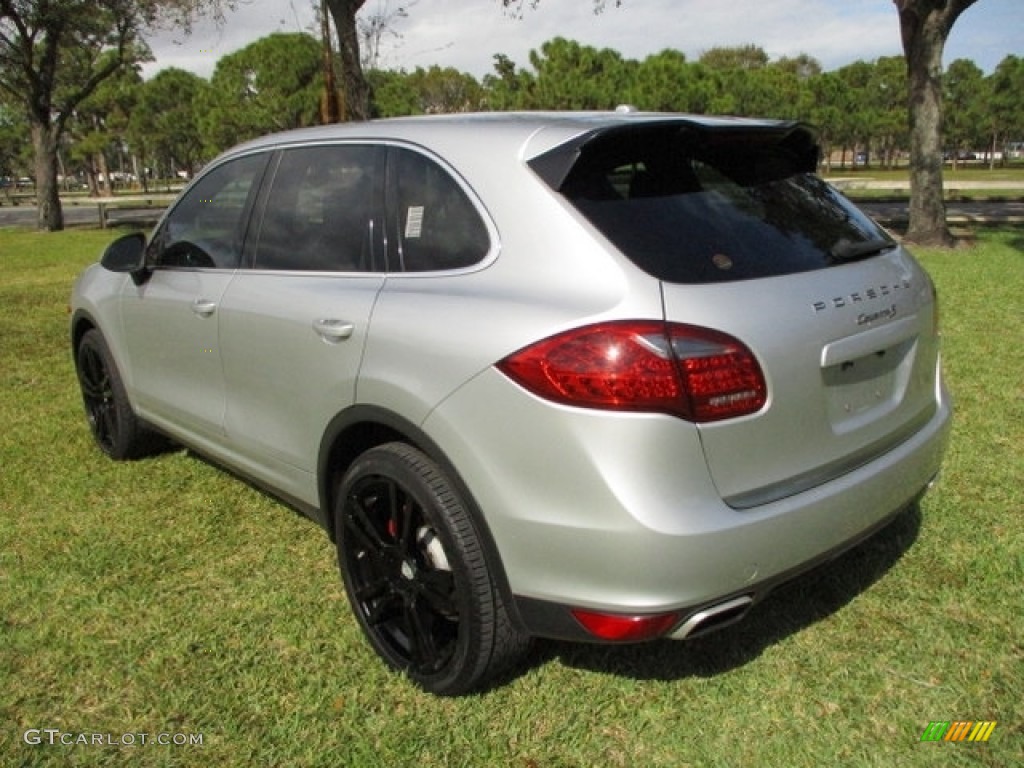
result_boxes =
[405,205,424,239]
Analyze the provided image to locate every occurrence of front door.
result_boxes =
[118,152,268,441]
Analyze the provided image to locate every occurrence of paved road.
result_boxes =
[0,204,161,229]
[858,199,1024,225]
[2,199,1021,231]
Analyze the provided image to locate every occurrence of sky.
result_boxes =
[142,0,1023,81]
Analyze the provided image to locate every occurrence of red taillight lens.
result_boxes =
[497,321,766,422]
[571,609,680,642]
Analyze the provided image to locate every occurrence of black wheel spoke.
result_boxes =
[79,348,109,400]
[78,345,116,448]
[418,569,457,617]
[365,592,403,627]
[353,574,390,604]
[404,600,442,671]
[345,492,388,553]
[397,493,415,553]
[95,401,117,447]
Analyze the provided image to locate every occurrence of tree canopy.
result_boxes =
[0,0,233,230]
[201,32,323,152]
[2,0,1019,242]
[495,0,986,246]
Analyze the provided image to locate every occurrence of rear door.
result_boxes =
[217,144,386,504]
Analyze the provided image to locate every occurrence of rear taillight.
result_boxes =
[497,321,766,422]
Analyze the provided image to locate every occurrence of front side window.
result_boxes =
[148,153,267,269]
[389,148,490,272]
[541,123,893,284]
[253,145,382,272]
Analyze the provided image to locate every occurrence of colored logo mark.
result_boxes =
[920,721,997,742]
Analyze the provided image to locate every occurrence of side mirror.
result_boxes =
[100,232,149,285]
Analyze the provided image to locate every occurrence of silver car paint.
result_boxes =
[72,112,951,626]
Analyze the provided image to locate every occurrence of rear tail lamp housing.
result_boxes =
[497,321,766,422]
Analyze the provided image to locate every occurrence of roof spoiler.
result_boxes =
[528,119,820,191]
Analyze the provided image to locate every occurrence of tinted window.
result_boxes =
[549,124,893,284]
[389,148,490,272]
[254,145,382,272]
[148,153,266,269]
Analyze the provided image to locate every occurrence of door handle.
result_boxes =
[312,318,355,342]
[192,298,217,317]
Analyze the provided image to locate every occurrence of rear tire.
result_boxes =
[335,442,529,695]
[75,329,166,460]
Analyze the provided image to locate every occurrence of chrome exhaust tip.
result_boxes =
[670,595,754,640]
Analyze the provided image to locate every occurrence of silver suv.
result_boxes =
[71,112,951,695]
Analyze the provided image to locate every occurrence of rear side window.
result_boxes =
[254,145,382,272]
[388,148,490,272]
[546,124,893,284]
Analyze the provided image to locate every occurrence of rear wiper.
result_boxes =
[829,238,897,263]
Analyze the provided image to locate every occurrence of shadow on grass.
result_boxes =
[1005,224,1024,253]
[531,503,922,683]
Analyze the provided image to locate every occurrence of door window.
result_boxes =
[253,145,383,272]
[147,153,267,270]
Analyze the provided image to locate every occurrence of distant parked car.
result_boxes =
[71,111,951,695]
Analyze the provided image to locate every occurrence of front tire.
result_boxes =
[75,329,165,460]
[335,442,529,695]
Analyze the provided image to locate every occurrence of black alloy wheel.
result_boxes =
[75,329,163,460]
[335,442,528,696]
[77,334,119,454]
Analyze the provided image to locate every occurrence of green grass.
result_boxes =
[1,226,1021,766]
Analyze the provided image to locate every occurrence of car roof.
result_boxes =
[219,110,802,165]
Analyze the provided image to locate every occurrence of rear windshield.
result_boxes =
[538,123,893,284]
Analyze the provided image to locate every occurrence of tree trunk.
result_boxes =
[85,162,100,197]
[320,0,341,123]
[135,155,149,194]
[325,0,370,121]
[31,121,64,232]
[97,152,113,196]
[895,0,975,246]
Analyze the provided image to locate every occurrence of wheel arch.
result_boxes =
[317,404,523,629]
[70,309,99,352]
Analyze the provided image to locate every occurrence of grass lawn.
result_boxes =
[1,225,1021,766]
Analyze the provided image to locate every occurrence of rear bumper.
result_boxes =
[515,477,935,643]
[517,391,950,642]
[426,370,952,642]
